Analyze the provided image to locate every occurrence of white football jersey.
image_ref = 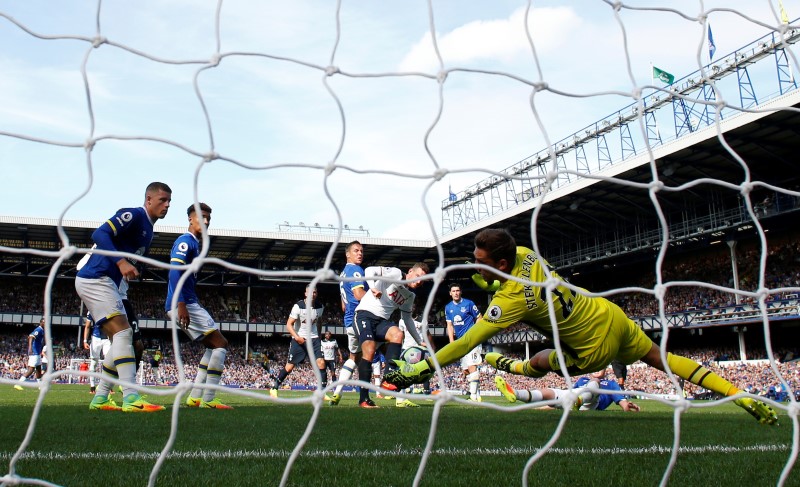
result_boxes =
[355,266,415,319]
[400,319,426,349]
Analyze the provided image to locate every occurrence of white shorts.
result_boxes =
[169,303,218,342]
[346,325,361,355]
[75,276,126,326]
[460,344,483,369]
[90,336,112,361]
[27,355,42,368]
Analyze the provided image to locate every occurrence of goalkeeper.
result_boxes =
[384,228,777,425]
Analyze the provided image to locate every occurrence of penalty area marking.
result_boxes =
[0,443,789,461]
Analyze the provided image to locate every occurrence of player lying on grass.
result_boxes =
[384,228,777,425]
[495,367,640,412]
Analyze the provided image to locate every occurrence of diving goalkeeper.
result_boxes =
[384,228,777,425]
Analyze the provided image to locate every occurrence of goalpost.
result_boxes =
[0,1,798,486]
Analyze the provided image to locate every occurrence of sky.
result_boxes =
[0,1,794,240]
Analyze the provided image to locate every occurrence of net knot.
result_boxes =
[202,152,219,162]
[437,70,448,83]
[209,53,221,67]
[432,168,448,181]
[325,65,339,76]
[740,181,754,195]
[84,138,96,152]
[91,36,107,48]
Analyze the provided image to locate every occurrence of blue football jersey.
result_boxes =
[76,206,155,287]
[339,263,368,327]
[445,298,480,339]
[165,232,201,310]
[574,377,625,410]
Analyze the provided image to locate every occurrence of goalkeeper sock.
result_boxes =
[191,348,213,399]
[333,359,356,396]
[666,352,736,396]
[202,348,226,402]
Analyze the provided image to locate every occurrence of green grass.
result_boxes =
[1,384,795,486]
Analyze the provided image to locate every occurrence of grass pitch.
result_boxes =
[1,384,795,486]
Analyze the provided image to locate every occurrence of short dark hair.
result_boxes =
[474,228,516,266]
[187,202,212,217]
[412,262,430,274]
[449,283,461,291]
[345,240,362,253]
[145,182,172,195]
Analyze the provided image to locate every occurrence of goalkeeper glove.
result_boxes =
[383,358,434,390]
[471,271,500,292]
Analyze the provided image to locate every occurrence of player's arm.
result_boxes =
[352,284,367,301]
[431,319,499,368]
[617,399,640,412]
[286,315,303,344]
[27,334,34,355]
[336,342,343,362]
[92,213,138,280]
[83,319,91,350]
[446,319,455,343]
[400,310,423,345]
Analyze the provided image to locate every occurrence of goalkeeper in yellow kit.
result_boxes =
[384,228,777,425]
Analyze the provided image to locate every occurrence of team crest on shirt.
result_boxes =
[486,305,502,321]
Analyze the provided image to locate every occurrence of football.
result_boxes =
[400,345,429,365]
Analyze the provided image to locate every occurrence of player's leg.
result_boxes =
[487,349,551,378]
[272,340,301,397]
[187,348,213,407]
[331,326,360,405]
[197,330,231,409]
[14,361,37,390]
[494,375,553,403]
[311,338,328,392]
[355,311,379,408]
[123,299,144,373]
[640,344,777,424]
[88,337,103,393]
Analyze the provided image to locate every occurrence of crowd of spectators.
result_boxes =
[2,328,799,403]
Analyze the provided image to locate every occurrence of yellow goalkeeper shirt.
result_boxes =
[434,246,612,367]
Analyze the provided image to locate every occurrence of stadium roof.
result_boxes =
[2,98,799,284]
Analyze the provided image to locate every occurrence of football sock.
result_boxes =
[89,356,98,388]
[383,343,402,373]
[516,389,542,403]
[319,368,328,389]
[334,358,356,396]
[274,368,289,389]
[358,359,373,402]
[110,328,136,397]
[191,348,213,399]
[95,355,116,398]
[202,348,226,402]
[667,352,736,396]
[467,371,480,398]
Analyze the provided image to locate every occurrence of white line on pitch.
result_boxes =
[0,443,789,461]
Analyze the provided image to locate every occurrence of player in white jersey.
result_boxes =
[83,312,112,394]
[396,314,435,407]
[352,263,427,408]
[270,286,327,397]
[321,331,342,385]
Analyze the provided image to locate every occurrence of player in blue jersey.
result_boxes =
[495,367,640,412]
[167,202,232,410]
[14,318,46,390]
[445,283,483,401]
[330,241,368,406]
[76,181,171,412]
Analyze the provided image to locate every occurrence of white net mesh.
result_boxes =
[1,1,799,486]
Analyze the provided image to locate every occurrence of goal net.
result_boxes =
[1,1,798,486]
